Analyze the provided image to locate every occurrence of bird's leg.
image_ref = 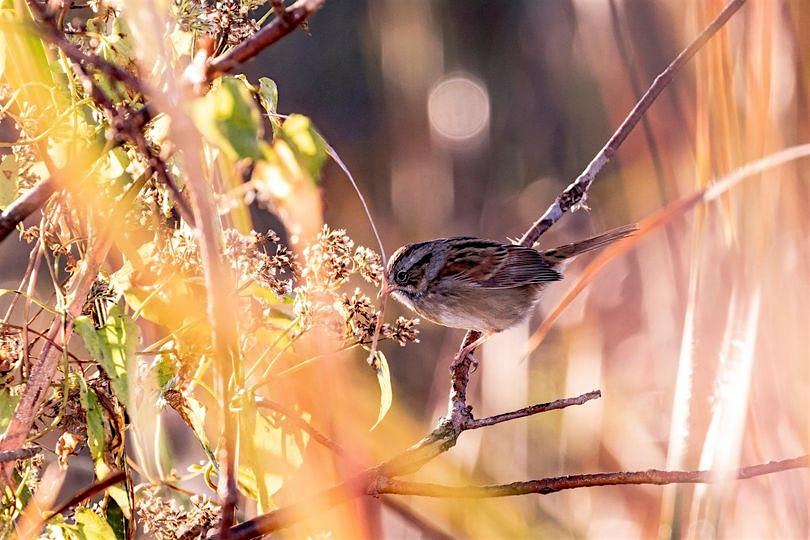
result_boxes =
[452,331,493,373]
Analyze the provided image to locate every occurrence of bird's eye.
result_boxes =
[395,270,409,284]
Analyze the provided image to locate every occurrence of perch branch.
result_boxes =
[217,390,597,539]
[517,0,746,247]
[257,399,454,540]
[375,456,810,497]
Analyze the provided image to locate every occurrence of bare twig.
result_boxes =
[0,178,55,244]
[47,470,126,518]
[524,144,810,355]
[375,456,810,498]
[518,0,747,247]
[464,390,602,430]
[207,0,326,79]
[0,448,40,462]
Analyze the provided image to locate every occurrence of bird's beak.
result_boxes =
[378,279,397,300]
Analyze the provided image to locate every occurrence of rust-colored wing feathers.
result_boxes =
[437,238,562,288]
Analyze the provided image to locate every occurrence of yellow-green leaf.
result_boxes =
[257,77,281,132]
[0,155,20,209]
[164,389,217,465]
[76,375,106,474]
[238,396,309,512]
[371,351,392,430]
[192,76,264,160]
[276,114,327,181]
[0,387,20,432]
[74,507,116,540]
[76,374,131,518]
[74,306,136,408]
[0,29,6,79]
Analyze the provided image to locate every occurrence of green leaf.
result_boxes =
[75,306,137,408]
[192,76,264,160]
[0,386,20,432]
[0,155,20,209]
[164,389,217,465]
[75,374,131,518]
[105,497,127,540]
[76,375,106,474]
[238,396,309,512]
[370,351,392,430]
[257,77,278,116]
[74,507,117,539]
[276,114,328,181]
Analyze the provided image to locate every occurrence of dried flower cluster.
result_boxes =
[294,226,419,347]
[339,289,419,347]
[0,327,22,378]
[136,487,220,540]
[224,228,297,297]
[175,0,265,48]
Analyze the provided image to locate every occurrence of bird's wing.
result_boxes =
[437,239,562,288]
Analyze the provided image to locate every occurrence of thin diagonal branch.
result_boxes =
[47,470,126,518]
[207,0,326,79]
[518,0,747,247]
[375,456,810,498]
[0,448,40,462]
[0,178,55,243]
[464,390,601,430]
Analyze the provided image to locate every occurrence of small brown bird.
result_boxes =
[379,224,636,361]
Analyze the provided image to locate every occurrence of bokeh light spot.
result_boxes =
[427,73,490,145]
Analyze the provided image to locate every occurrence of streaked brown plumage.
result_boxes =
[379,224,637,337]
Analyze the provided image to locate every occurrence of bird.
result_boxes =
[378,224,636,364]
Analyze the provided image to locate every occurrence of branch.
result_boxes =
[517,0,747,247]
[0,448,40,462]
[207,0,326,79]
[0,178,55,243]
[464,390,601,430]
[257,399,454,540]
[217,389,597,539]
[25,1,195,224]
[375,456,810,498]
[47,470,126,518]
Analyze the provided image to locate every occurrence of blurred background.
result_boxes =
[2,0,809,538]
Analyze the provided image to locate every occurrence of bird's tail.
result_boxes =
[540,223,637,263]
